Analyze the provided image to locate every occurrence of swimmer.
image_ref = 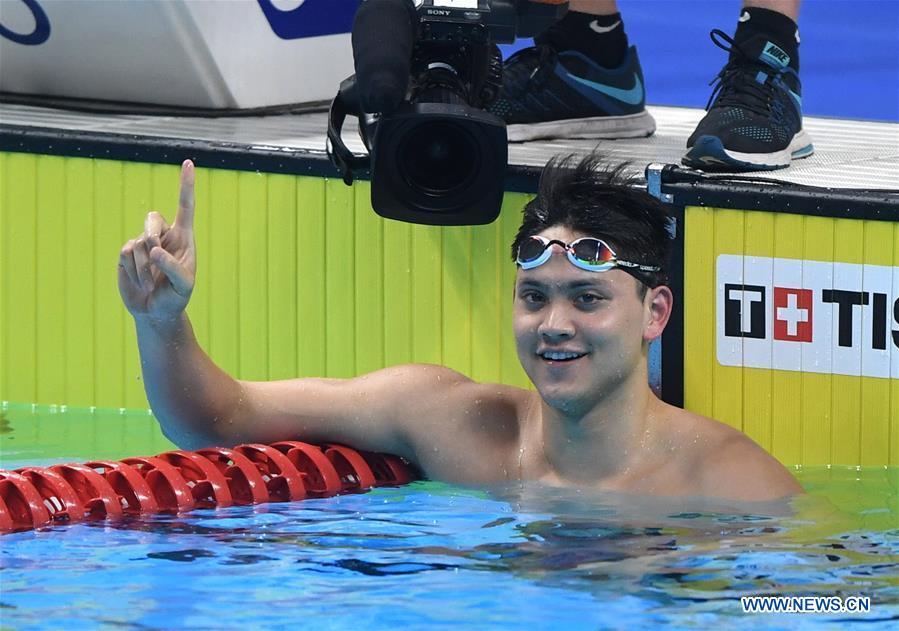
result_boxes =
[118,154,802,503]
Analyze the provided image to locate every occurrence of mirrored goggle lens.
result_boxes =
[518,238,549,263]
[571,239,615,264]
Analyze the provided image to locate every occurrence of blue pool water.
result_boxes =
[2,468,897,630]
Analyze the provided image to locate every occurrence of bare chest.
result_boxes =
[517,434,701,495]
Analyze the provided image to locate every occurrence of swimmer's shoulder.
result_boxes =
[655,402,803,502]
[389,364,533,482]
[390,363,532,429]
[392,363,531,401]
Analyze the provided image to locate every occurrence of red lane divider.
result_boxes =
[120,456,198,513]
[0,471,52,530]
[85,460,160,514]
[49,464,124,519]
[324,444,377,490]
[0,441,417,534]
[155,451,234,508]
[16,468,85,522]
[270,441,342,496]
[233,444,307,502]
[194,447,270,505]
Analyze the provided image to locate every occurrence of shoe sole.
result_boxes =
[682,130,815,171]
[505,110,656,142]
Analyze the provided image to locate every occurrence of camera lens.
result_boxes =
[398,121,480,197]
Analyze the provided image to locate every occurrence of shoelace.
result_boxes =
[504,44,558,99]
[704,29,787,117]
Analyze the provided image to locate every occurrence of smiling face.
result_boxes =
[513,225,661,416]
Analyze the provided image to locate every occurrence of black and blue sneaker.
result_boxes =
[488,44,656,142]
[684,29,814,171]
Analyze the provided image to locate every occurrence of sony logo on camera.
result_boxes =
[716,254,899,379]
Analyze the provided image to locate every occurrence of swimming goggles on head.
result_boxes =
[516,235,661,273]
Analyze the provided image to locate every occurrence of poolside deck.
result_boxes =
[1,102,897,190]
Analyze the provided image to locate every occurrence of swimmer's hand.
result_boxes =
[118,159,197,321]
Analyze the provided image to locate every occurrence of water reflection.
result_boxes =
[3,472,896,628]
[100,479,896,597]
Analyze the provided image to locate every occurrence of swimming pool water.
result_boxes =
[1,406,897,629]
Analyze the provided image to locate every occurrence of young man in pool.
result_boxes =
[118,155,801,503]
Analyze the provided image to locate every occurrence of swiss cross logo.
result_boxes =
[773,288,813,342]
[716,255,899,379]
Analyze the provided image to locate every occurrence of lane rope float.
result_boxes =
[0,441,417,533]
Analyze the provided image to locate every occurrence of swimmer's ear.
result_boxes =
[643,285,673,342]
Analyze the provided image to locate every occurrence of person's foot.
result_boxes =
[683,30,813,171]
[488,44,655,142]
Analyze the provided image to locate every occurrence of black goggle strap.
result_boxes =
[616,260,662,272]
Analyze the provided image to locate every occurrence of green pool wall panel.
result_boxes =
[66,158,98,408]
[267,172,299,380]
[36,156,66,406]
[383,212,412,367]
[325,178,356,378]
[0,153,5,404]
[0,153,534,414]
[5,153,38,404]
[296,176,327,378]
[353,182,384,376]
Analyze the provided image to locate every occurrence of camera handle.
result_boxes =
[326,75,374,186]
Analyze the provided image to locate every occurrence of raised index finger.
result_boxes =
[174,159,195,231]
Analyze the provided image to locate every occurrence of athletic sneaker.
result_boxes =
[488,44,656,142]
[683,29,814,171]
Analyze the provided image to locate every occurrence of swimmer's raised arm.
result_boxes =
[119,160,242,448]
[119,161,524,465]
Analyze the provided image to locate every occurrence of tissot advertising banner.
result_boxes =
[683,206,898,467]
[717,255,899,379]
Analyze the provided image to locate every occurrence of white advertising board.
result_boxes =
[0,0,358,108]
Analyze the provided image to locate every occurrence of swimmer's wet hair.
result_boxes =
[510,152,672,288]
